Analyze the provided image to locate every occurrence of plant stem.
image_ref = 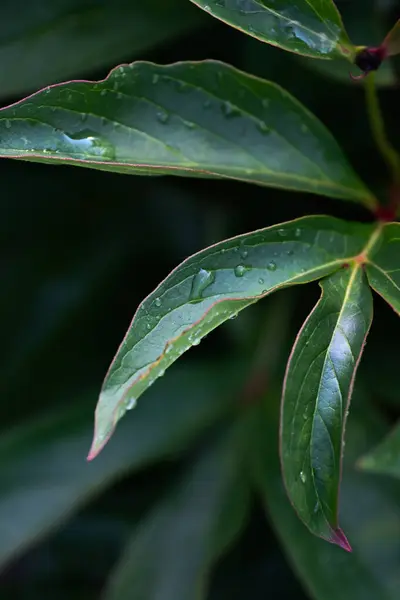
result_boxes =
[365,72,400,183]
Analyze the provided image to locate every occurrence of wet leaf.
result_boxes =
[105,422,250,600]
[252,398,400,599]
[366,222,400,315]
[190,0,353,59]
[89,216,374,459]
[0,61,373,204]
[280,265,373,548]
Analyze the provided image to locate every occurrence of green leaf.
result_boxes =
[190,1,354,60]
[252,398,400,599]
[383,19,400,57]
[0,0,204,99]
[299,0,396,86]
[89,216,374,459]
[366,222,400,315]
[280,265,373,548]
[0,60,373,205]
[359,423,400,479]
[105,422,250,600]
[0,363,237,568]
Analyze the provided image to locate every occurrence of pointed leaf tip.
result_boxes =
[331,527,352,552]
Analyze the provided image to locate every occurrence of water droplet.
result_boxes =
[286,249,294,256]
[146,323,151,330]
[278,228,287,237]
[157,110,169,124]
[267,261,277,271]
[258,278,264,285]
[300,471,307,484]
[152,73,160,84]
[303,411,307,420]
[257,121,269,134]
[229,313,238,320]
[295,228,302,238]
[158,369,165,378]
[62,131,116,160]
[155,297,162,307]
[221,101,240,118]
[191,336,201,346]
[126,397,137,411]
[190,268,215,303]
[234,264,250,277]
[241,249,248,259]
[80,113,88,122]
[100,89,107,97]
[4,119,11,129]
[184,121,196,129]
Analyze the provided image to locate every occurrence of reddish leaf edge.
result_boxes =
[279,264,373,551]
[87,218,383,462]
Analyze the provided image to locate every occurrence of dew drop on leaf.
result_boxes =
[278,228,287,237]
[190,268,215,303]
[267,261,277,271]
[126,397,137,411]
[154,297,162,307]
[234,264,250,277]
[63,131,116,160]
[152,74,160,84]
[221,101,240,118]
[156,110,169,124]
[300,471,307,484]
[295,228,302,238]
[258,278,264,285]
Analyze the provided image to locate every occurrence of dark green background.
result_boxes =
[1,0,400,598]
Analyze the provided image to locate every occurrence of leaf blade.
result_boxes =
[280,265,373,546]
[366,222,400,315]
[190,0,353,59]
[89,216,374,459]
[251,398,400,600]
[0,61,373,204]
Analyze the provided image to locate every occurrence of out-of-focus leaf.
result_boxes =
[190,0,353,60]
[0,0,204,99]
[280,266,373,549]
[251,395,400,599]
[366,222,400,315]
[0,61,374,205]
[359,423,400,479]
[383,19,400,56]
[0,363,239,568]
[105,421,251,600]
[88,216,375,459]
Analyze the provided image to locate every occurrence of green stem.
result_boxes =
[365,72,400,183]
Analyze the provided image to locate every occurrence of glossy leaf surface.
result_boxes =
[383,19,400,57]
[0,364,236,568]
[359,424,400,479]
[252,399,400,599]
[280,266,373,547]
[89,216,374,459]
[105,422,250,600]
[366,222,400,315]
[0,61,373,204]
[190,0,353,59]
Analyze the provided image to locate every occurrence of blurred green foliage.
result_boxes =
[1,0,400,598]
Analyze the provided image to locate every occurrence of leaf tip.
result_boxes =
[331,527,352,552]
